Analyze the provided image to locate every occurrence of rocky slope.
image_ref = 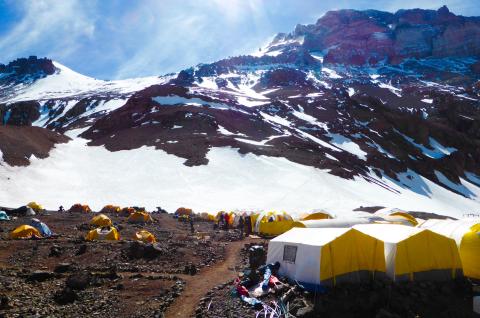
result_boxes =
[0,6,479,215]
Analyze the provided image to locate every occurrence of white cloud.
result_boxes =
[0,0,97,62]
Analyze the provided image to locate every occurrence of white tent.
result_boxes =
[354,224,462,281]
[266,227,385,289]
[418,218,480,280]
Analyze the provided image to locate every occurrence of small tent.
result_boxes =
[85,226,120,241]
[354,224,462,281]
[100,205,121,214]
[90,214,113,227]
[9,206,36,216]
[10,225,42,239]
[120,207,136,216]
[30,218,52,237]
[267,227,385,289]
[176,207,193,216]
[134,230,156,243]
[0,211,10,221]
[69,204,92,213]
[127,211,153,223]
[27,202,44,213]
[252,211,294,236]
[199,212,215,222]
[374,208,418,226]
[418,219,480,280]
[300,210,333,221]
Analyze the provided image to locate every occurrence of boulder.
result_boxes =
[66,271,92,290]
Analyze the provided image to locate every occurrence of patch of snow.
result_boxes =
[260,112,291,127]
[325,153,339,161]
[395,130,457,159]
[322,67,342,79]
[378,82,402,97]
[435,171,475,198]
[347,87,355,97]
[421,98,433,104]
[327,133,368,160]
[152,95,230,110]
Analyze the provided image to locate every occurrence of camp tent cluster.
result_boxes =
[85,209,155,242]
[267,224,464,290]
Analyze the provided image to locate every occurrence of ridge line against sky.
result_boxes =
[0,0,479,80]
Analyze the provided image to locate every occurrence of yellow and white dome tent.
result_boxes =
[90,214,113,227]
[252,211,294,236]
[85,226,119,241]
[299,210,333,221]
[374,208,418,226]
[127,211,153,223]
[27,202,44,213]
[134,230,156,243]
[100,205,121,214]
[418,218,480,280]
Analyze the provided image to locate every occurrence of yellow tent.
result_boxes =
[127,211,153,223]
[120,207,136,216]
[27,202,44,212]
[90,214,113,227]
[354,224,462,281]
[199,212,215,222]
[300,211,333,221]
[418,219,480,280]
[374,208,418,226]
[175,207,193,216]
[10,225,42,239]
[267,227,385,288]
[69,203,92,213]
[100,205,121,214]
[252,211,294,236]
[134,230,156,243]
[85,226,119,241]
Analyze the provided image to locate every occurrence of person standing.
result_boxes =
[189,216,195,234]
[245,215,252,237]
[224,213,230,231]
[238,216,245,239]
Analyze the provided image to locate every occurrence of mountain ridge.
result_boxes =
[0,6,479,216]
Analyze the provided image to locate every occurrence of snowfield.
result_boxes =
[1,62,168,103]
[1,133,480,218]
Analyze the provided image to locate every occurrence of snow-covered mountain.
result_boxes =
[1,6,480,217]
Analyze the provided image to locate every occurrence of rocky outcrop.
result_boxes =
[0,101,40,125]
[0,126,69,166]
[0,56,56,85]
[276,6,480,65]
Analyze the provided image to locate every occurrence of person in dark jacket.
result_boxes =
[238,216,245,238]
[189,216,195,234]
[245,215,252,237]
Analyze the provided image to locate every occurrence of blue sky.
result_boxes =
[0,0,478,80]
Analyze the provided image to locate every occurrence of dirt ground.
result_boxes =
[0,211,256,318]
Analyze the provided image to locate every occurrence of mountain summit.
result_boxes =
[266,6,480,65]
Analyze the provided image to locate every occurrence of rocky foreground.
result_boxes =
[0,211,478,318]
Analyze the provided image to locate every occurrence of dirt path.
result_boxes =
[164,237,259,318]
